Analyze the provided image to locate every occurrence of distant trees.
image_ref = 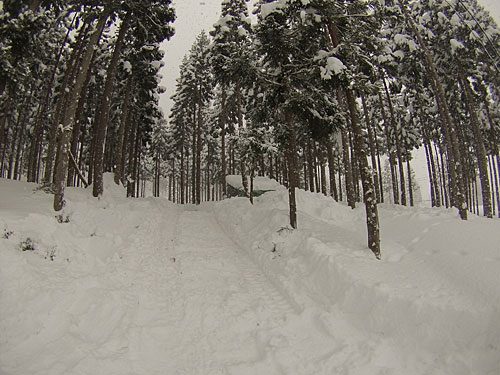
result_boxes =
[0,1,175,209]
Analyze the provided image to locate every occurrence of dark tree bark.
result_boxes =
[44,22,90,186]
[196,91,202,205]
[361,94,381,203]
[326,140,338,201]
[378,91,399,204]
[114,77,133,185]
[318,143,327,195]
[458,73,492,218]
[407,159,414,207]
[285,112,298,229]
[383,78,407,206]
[345,89,381,259]
[399,0,467,219]
[220,85,227,196]
[307,138,315,192]
[341,127,355,208]
[93,14,131,197]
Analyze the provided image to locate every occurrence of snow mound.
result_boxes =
[213,188,500,374]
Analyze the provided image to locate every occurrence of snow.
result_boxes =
[320,56,346,80]
[1,176,500,374]
[225,174,283,191]
[260,1,285,19]
[123,60,132,73]
[450,38,465,53]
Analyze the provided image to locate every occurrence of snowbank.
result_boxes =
[213,188,500,374]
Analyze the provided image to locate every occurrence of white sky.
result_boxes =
[159,0,500,117]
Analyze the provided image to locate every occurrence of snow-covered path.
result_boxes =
[3,178,499,374]
[124,207,300,374]
[0,183,338,375]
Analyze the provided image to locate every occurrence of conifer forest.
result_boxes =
[1,0,500,260]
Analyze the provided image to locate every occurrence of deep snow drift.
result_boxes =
[1,176,499,374]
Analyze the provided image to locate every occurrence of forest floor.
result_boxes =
[1,175,499,374]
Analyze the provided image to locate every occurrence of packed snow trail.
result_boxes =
[0,181,358,374]
[4,178,498,374]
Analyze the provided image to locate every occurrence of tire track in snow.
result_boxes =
[161,208,302,374]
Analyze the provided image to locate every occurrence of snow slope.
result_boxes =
[1,176,499,374]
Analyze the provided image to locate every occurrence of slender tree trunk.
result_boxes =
[383,78,407,206]
[407,159,414,207]
[307,138,315,192]
[436,143,449,208]
[196,92,202,205]
[93,14,130,197]
[399,0,467,219]
[13,90,34,180]
[495,154,500,218]
[458,73,492,217]
[54,11,110,210]
[44,22,89,186]
[126,120,138,198]
[345,88,381,259]
[285,112,298,229]
[361,94,381,203]
[378,91,399,204]
[341,128,355,208]
[338,154,343,201]
[249,162,255,205]
[326,140,338,201]
[114,77,133,185]
[180,133,185,204]
[191,107,197,204]
[488,156,496,216]
[28,14,75,183]
[302,146,308,191]
[220,85,227,196]
[67,54,94,186]
[318,143,327,195]
[424,141,436,207]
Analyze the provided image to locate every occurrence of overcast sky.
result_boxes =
[158,0,500,117]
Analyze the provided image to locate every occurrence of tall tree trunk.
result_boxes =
[307,138,315,192]
[488,156,496,216]
[28,14,75,183]
[326,139,338,201]
[191,107,197,204]
[126,119,138,197]
[407,158,414,207]
[44,22,90,186]
[341,127,355,208]
[196,92,202,205]
[338,153,343,201]
[220,85,227,196]
[13,89,34,180]
[383,78,407,205]
[458,73,492,218]
[345,89,381,259]
[93,14,130,197]
[424,141,436,207]
[114,77,133,185]
[285,112,298,229]
[398,0,467,219]
[236,82,248,198]
[437,143,449,208]
[378,91,399,204]
[302,146,308,191]
[318,143,327,195]
[361,94,381,203]
[494,154,500,218]
[180,133,185,204]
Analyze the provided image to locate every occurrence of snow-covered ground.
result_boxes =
[1,175,499,374]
